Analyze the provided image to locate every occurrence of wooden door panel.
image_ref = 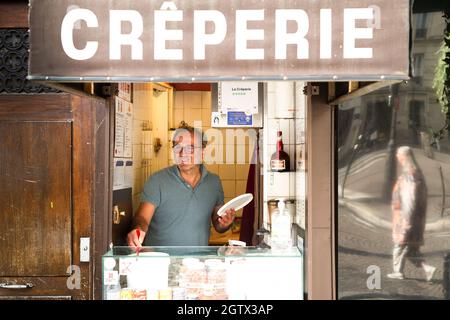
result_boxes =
[0,277,73,299]
[0,122,71,277]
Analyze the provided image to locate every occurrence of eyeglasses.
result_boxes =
[173,144,199,154]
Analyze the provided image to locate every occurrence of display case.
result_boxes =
[102,246,303,300]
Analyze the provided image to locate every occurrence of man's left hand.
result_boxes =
[218,208,236,229]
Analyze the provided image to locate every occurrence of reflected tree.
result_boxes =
[431,9,450,148]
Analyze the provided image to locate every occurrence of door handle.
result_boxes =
[0,282,34,289]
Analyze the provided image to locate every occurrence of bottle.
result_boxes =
[270,199,292,251]
[270,131,290,172]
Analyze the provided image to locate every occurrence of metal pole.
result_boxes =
[382,84,399,202]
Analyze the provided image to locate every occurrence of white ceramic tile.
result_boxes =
[236,180,247,196]
[274,82,295,119]
[218,164,236,180]
[289,144,295,171]
[133,146,142,169]
[289,119,295,145]
[289,171,296,198]
[295,82,307,119]
[267,92,276,119]
[202,91,211,109]
[236,164,250,180]
[173,109,184,128]
[201,109,211,127]
[222,180,236,198]
[279,119,290,144]
[295,119,305,144]
[173,91,184,109]
[267,119,281,145]
[184,109,202,126]
[267,81,277,94]
[267,172,290,198]
[184,91,202,109]
[205,164,219,175]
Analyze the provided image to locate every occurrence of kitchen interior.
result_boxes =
[107,81,307,300]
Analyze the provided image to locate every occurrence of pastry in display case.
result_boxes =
[102,246,303,300]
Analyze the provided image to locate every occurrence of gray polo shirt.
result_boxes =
[140,165,224,246]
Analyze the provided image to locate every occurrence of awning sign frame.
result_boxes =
[28,0,411,82]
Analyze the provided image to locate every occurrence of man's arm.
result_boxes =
[127,202,156,247]
[211,206,236,233]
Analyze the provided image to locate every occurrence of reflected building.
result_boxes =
[338,10,450,299]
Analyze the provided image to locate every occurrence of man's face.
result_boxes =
[173,131,204,171]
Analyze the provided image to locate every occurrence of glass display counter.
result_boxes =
[102,246,303,300]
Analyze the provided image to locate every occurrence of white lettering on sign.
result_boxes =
[110,10,143,60]
[235,10,265,60]
[344,8,374,58]
[59,7,377,62]
[154,5,183,60]
[320,9,332,59]
[194,10,227,60]
[275,10,309,60]
[61,8,98,60]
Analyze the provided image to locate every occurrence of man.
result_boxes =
[127,123,235,248]
[387,146,436,281]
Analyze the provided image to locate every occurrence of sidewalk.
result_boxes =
[339,187,450,233]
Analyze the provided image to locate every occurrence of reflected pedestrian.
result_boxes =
[387,146,436,281]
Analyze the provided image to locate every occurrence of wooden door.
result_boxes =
[0,121,72,298]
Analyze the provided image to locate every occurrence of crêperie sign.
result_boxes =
[28,0,410,82]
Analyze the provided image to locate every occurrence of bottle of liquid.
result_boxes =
[270,131,290,172]
[270,199,292,251]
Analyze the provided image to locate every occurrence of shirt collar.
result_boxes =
[170,164,208,184]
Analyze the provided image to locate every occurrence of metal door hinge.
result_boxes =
[102,85,112,96]
[303,85,319,96]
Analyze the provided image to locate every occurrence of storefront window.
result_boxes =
[337,10,450,299]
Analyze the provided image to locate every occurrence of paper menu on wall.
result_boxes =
[113,159,125,190]
[123,101,133,158]
[124,160,134,189]
[114,97,133,158]
[114,98,125,157]
[118,83,132,102]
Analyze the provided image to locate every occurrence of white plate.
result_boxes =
[217,193,253,217]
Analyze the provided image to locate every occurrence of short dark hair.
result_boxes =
[172,121,207,148]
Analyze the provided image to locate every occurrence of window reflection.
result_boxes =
[338,11,450,299]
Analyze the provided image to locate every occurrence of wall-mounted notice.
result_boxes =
[113,159,125,190]
[114,97,133,158]
[124,160,134,189]
[220,82,258,115]
[118,83,132,102]
[123,101,133,158]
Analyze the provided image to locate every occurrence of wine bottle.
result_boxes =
[270,131,290,172]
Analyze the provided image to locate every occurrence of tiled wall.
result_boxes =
[131,83,154,211]
[127,84,305,243]
[172,90,254,243]
[263,82,300,231]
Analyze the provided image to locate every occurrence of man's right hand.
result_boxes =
[127,228,146,248]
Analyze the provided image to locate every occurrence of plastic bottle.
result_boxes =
[270,198,292,251]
